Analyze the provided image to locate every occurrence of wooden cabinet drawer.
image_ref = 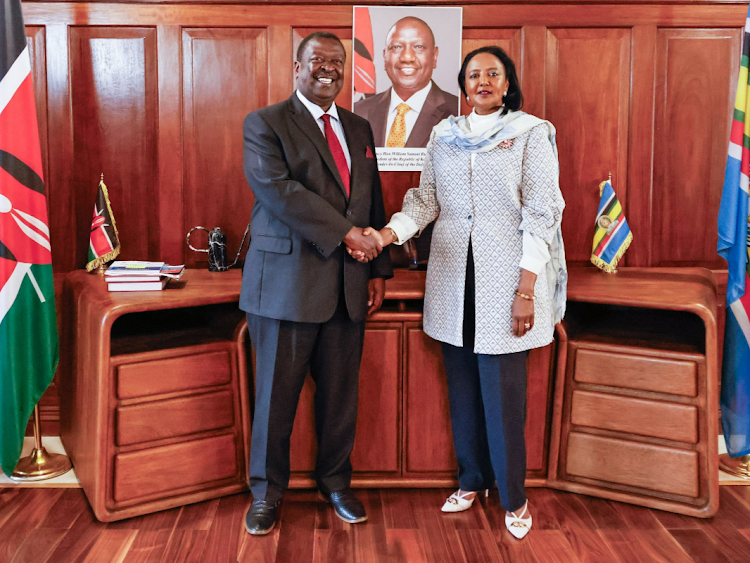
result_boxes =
[570,390,698,443]
[113,433,238,502]
[566,432,700,498]
[574,348,697,397]
[116,390,235,446]
[116,350,232,399]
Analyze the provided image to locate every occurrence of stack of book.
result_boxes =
[105,261,185,292]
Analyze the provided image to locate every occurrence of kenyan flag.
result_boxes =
[0,0,59,475]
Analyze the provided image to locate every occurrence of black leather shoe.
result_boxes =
[321,489,368,524]
[244,499,278,535]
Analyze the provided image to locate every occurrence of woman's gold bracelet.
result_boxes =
[515,290,535,301]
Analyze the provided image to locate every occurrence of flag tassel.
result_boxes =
[10,405,72,481]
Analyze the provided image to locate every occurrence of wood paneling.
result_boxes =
[69,27,159,267]
[545,28,632,264]
[404,324,455,475]
[653,28,741,268]
[182,28,267,267]
[352,323,401,473]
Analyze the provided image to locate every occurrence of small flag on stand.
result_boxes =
[590,177,633,273]
[85,174,120,272]
[353,7,376,98]
[0,0,59,475]
[717,2,750,459]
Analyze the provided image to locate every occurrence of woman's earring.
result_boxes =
[466,95,470,101]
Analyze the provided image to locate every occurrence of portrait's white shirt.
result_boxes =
[296,89,351,170]
[387,108,551,275]
[385,82,433,145]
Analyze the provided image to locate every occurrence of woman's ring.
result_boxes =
[524,322,531,329]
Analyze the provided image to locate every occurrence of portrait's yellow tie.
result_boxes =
[386,104,411,148]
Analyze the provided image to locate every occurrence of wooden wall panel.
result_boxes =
[69,27,159,267]
[182,28,267,268]
[352,324,401,473]
[546,28,632,264]
[653,28,741,268]
[26,27,48,189]
[404,324,455,476]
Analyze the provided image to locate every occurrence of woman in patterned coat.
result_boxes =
[353,46,565,539]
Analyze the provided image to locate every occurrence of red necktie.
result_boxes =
[320,114,350,197]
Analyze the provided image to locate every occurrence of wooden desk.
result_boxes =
[61,270,250,522]
[548,267,719,517]
[61,266,719,521]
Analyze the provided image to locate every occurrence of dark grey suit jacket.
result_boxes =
[240,94,392,324]
[353,81,459,148]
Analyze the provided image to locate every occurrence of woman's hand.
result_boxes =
[512,269,537,337]
[347,228,390,263]
[511,295,534,337]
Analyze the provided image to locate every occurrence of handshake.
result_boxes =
[344,226,389,263]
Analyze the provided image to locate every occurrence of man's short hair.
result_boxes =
[297,31,346,62]
[386,17,436,47]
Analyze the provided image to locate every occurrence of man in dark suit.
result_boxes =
[240,31,392,535]
[354,17,459,148]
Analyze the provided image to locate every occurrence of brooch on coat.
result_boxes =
[497,139,514,149]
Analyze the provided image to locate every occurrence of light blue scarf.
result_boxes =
[435,110,568,324]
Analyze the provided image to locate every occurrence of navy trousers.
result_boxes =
[441,241,528,513]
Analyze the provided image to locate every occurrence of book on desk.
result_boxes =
[105,261,185,291]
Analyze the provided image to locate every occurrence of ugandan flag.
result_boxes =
[85,176,120,272]
[353,7,376,97]
[717,4,750,459]
[590,179,632,273]
[0,0,59,475]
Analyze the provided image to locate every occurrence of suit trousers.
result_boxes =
[247,292,365,504]
[441,240,529,513]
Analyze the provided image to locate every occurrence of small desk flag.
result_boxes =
[86,175,120,272]
[590,178,632,273]
[0,0,59,475]
[717,3,750,459]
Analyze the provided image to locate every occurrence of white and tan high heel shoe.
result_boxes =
[505,501,532,539]
[441,489,489,513]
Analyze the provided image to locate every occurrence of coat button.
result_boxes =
[346,210,352,217]
[468,215,472,220]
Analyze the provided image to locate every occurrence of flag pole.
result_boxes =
[719,454,750,480]
[10,405,72,481]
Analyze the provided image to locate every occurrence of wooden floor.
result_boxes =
[2,486,750,562]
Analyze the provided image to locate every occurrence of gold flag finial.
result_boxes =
[608,171,612,182]
[100,173,104,183]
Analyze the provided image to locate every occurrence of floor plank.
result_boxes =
[1,486,750,562]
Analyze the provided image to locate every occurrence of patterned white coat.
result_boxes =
[403,123,564,354]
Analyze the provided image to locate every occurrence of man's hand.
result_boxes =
[348,228,388,263]
[344,227,383,262]
[368,278,385,314]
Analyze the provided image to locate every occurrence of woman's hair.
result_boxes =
[458,46,523,113]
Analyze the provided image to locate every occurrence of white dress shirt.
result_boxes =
[385,82,433,145]
[386,109,551,275]
[296,89,351,170]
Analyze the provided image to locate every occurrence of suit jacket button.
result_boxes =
[346,210,352,217]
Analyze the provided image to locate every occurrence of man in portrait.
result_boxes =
[354,16,459,149]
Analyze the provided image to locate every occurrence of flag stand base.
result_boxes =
[719,454,750,480]
[10,406,72,482]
